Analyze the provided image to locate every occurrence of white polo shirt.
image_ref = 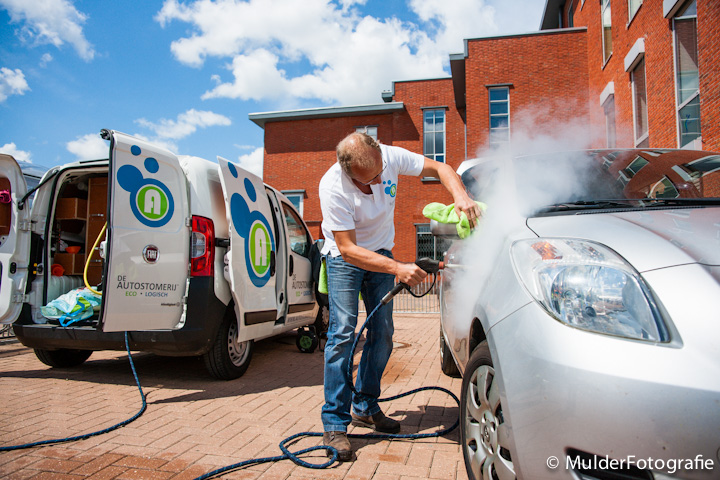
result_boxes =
[319,144,425,257]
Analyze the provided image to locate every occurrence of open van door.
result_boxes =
[0,154,30,324]
[100,130,191,332]
[217,157,277,342]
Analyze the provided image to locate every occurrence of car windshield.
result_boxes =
[461,149,720,216]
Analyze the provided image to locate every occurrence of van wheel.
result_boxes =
[203,312,253,380]
[34,348,92,368]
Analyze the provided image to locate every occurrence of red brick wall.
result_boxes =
[568,0,718,150]
[463,29,591,157]
[262,78,464,262]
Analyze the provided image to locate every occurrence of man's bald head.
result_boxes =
[336,132,381,176]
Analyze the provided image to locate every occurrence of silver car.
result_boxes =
[435,149,720,480]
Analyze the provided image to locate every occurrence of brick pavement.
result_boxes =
[0,313,467,480]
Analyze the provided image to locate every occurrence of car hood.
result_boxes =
[526,207,720,272]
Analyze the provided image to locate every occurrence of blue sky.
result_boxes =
[0,0,545,177]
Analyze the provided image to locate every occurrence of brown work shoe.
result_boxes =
[323,431,353,461]
[351,410,401,434]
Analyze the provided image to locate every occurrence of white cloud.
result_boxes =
[237,147,263,178]
[156,0,543,106]
[66,133,108,160]
[0,0,95,61]
[0,142,32,162]
[0,67,30,102]
[39,53,53,67]
[136,108,232,140]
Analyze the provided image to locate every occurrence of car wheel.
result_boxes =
[440,327,460,377]
[203,311,253,380]
[461,341,516,480]
[34,348,92,368]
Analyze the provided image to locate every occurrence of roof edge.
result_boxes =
[248,102,405,128]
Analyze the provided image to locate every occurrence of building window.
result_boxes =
[415,224,451,261]
[489,87,510,148]
[674,0,700,148]
[601,0,612,63]
[282,190,305,217]
[631,58,649,147]
[356,125,378,140]
[628,0,642,21]
[568,0,575,27]
[423,109,445,163]
[603,96,617,148]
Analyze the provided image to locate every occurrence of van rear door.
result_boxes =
[0,154,30,324]
[101,130,191,332]
[217,157,278,342]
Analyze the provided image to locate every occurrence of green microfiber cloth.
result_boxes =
[318,258,328,295]
[422,201,487,239]
[318,258,362,300]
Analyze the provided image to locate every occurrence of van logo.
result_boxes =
[137,185,169,221]
[225,161,275,288]
[117,146,175,228]
[143,245,159,264]
[248,220,271,277]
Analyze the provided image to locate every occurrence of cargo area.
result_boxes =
[28,168,109,326]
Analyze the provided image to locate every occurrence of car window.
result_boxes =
[282,202,311,258]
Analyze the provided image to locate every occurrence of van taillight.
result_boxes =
[191,216,214,277]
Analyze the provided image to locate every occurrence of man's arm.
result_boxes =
[421,158,482,228]
[333,230,427,287]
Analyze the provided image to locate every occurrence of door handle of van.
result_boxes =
[270,251,276,277]
[289,255,294,277]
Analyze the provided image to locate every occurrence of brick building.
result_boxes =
[249,0,717,262]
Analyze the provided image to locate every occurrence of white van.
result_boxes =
[0,130,319,379]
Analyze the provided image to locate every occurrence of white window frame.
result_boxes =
[601,0,613,64]
[423,109,446,163]
[488,87,510,148]
[355,125,378,140]
[281,190,305,217]
[630,58,649,147]
[672,0,701,148]
[628,0,643,22]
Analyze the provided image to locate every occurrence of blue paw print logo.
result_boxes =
[117,145,175,228]
[383,180,397,197]
[226,162,275,288]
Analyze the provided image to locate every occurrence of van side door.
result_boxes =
[101,130,191,332]
[217,157,278,342]
[0,155,30,324]
[277,199,317,327]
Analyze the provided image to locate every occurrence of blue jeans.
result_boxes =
[322,250,395,433]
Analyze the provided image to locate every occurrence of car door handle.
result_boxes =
[270,251,276,277]
[289,255,294,277]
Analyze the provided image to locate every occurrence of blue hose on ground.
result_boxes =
[192,302,460,479]
[0,331,147,452]
[0,302,459,476]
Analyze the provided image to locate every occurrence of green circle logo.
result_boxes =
[137,185,169,221]
[249,220,271,276]
[390,184,397,197]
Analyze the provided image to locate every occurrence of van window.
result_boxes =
[282,202,311,257]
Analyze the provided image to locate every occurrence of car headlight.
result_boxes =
[510,238,667,342]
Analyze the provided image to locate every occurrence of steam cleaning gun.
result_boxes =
[381,257,444,305]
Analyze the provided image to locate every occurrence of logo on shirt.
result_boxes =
[383,179,397,197]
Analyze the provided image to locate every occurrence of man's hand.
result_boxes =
[453,196,483,229]
[395,262,427,287]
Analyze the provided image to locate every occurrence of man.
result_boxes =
[318,132,480,461]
